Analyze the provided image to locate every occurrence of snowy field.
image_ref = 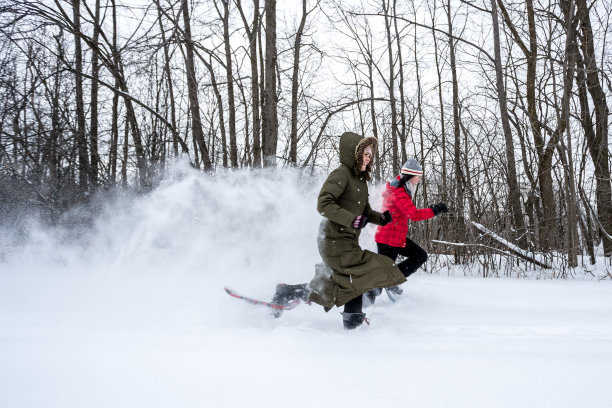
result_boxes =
[1,164,611,408]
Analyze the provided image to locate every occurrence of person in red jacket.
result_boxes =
[369,158,448,304]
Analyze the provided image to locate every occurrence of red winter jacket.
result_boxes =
[374,176,435,248]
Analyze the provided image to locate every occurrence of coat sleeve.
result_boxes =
[317,168,356,228]
[390,189,434,221]
[364,202,383,225]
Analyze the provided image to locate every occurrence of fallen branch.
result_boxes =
[431,240,530,265]
[470,222,552,269]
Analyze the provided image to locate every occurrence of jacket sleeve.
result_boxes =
[391,189,434,221]
[317,168,356,227]
[364,202,383,225]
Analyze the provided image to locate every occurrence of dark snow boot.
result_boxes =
[386,285,403,296]
[272,283,310,306]
[342,312,369,330]
[364,288,383,307]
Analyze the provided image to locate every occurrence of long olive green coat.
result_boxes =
[308,132,406,309]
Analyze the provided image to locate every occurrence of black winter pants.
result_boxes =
[343,293,363,314]
[377,238,428,278]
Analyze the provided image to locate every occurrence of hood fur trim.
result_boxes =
[354,136,377,181]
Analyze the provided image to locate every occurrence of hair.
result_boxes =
[354,137,377,181]
[397,174,415,188]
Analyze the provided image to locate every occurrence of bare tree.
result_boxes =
[289,0,311,165]
[156,1,180,158]
[70,0,89,191]
[444,0,467,261]
[88,0,101,187]
[262,0,278,166]
[382,0,399,172]
[218,0,239,167]
[489,0,527,249]
[575,0,612,257]
[181,0,212,170]
[236,0,262,167]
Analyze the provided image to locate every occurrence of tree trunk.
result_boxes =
[122,112,129,186]
[490,0,527,249]
[368,56,380,181]
[558,0,579,267]
[110,0,119,184]
[393,0,407,165]
[157,2,180,157]
[575,0,612,257]
[497,0,556,250]
[71,0,89,191]
[236,0,262,167]
[262,0,278,166]
[181,0,212,170]
[220,0,238,167]
[428,1,447,203]
[49,32,63,190]
[445,0,466,260]
[412,7,426,205]
[200,54,228,168]
[289,0,308,165]
[89,0,101,188]
[383,0,398,172]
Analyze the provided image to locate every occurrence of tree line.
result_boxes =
[0,0,611,267]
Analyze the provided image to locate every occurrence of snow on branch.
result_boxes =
[431,222,552,269]
[470,222,551,269]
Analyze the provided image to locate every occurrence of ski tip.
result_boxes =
[224,287,240,298]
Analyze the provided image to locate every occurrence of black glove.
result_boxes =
[430,202,448,216]
[351,215,368,229]
[380,210,392,226]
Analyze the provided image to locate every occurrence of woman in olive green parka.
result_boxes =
[272,132,406,329]
[307,132,406,328]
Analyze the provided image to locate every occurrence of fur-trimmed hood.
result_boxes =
[339,132,377,181]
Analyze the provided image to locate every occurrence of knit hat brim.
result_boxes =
[400,168,423,176]
[400,158,423,176]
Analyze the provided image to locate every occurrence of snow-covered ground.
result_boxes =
[1,164,611,408]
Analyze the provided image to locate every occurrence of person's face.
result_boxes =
[411,175,422,184]
[362,146,373,171]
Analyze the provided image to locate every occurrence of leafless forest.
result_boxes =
[1,0,611,271]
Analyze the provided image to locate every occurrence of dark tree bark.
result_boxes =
[157,2,180,157]
[497,0,556,250]
[445,0,466,260]
[393,0,407,165]
[575,0,612,257]
[88,0,101,188]
[383,0,398,172]
[181,0,212,170]
[110,0,119,185]
[490,0,527,249]
[236,0,262,168]
[289,0,308,165]
[70,0,89,191]
[262,0,278,166]
[219,0,238,167]
[427,0,448,203]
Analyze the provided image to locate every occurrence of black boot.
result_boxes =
[272,283,310,306]
[386,285,403,296]
[364,288,383,307]
[342,312,368,330]
[271,283,309,318]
